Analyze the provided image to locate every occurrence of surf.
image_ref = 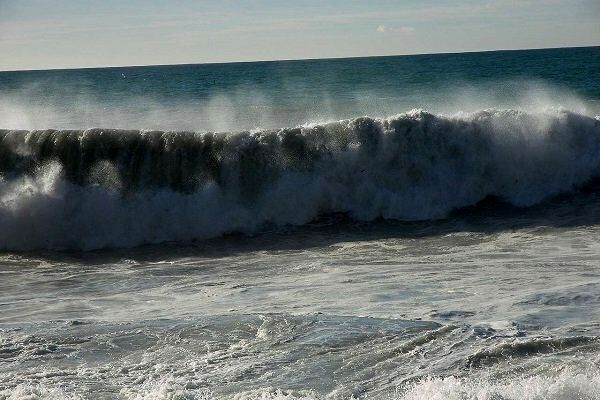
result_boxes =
[1,108,599,251]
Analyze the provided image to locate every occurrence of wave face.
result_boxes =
[1,108,599,250]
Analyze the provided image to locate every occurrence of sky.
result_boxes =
[0,0,599,71]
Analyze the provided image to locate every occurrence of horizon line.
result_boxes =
[1,44,599,73]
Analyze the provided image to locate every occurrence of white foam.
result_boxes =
[398,369,600,400]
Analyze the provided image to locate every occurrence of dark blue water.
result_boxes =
[1,46,599,131]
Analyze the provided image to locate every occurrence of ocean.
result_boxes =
[1,46,600,399]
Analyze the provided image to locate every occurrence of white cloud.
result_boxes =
[377,25,415,34]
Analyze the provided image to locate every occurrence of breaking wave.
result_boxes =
[1,108,599,250]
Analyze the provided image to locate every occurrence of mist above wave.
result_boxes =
[0,79,594,133]
[0,108,599,250]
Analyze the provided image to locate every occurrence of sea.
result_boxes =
[1,46,600,399]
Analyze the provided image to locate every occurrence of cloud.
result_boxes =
[377,25,415,34]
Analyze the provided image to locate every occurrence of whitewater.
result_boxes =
[1,46,600,399]
[1,109,599,250]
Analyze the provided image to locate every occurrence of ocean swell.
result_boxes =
[0,108,599,250]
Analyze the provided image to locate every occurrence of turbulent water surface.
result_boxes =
[1,46,600,399]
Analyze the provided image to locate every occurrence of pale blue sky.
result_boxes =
[1,0,598,70]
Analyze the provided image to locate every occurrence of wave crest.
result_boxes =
[1,108,599,250]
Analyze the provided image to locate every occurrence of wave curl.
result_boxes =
[1,108,599,250]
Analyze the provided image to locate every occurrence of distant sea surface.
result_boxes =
[1,47,600,399]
